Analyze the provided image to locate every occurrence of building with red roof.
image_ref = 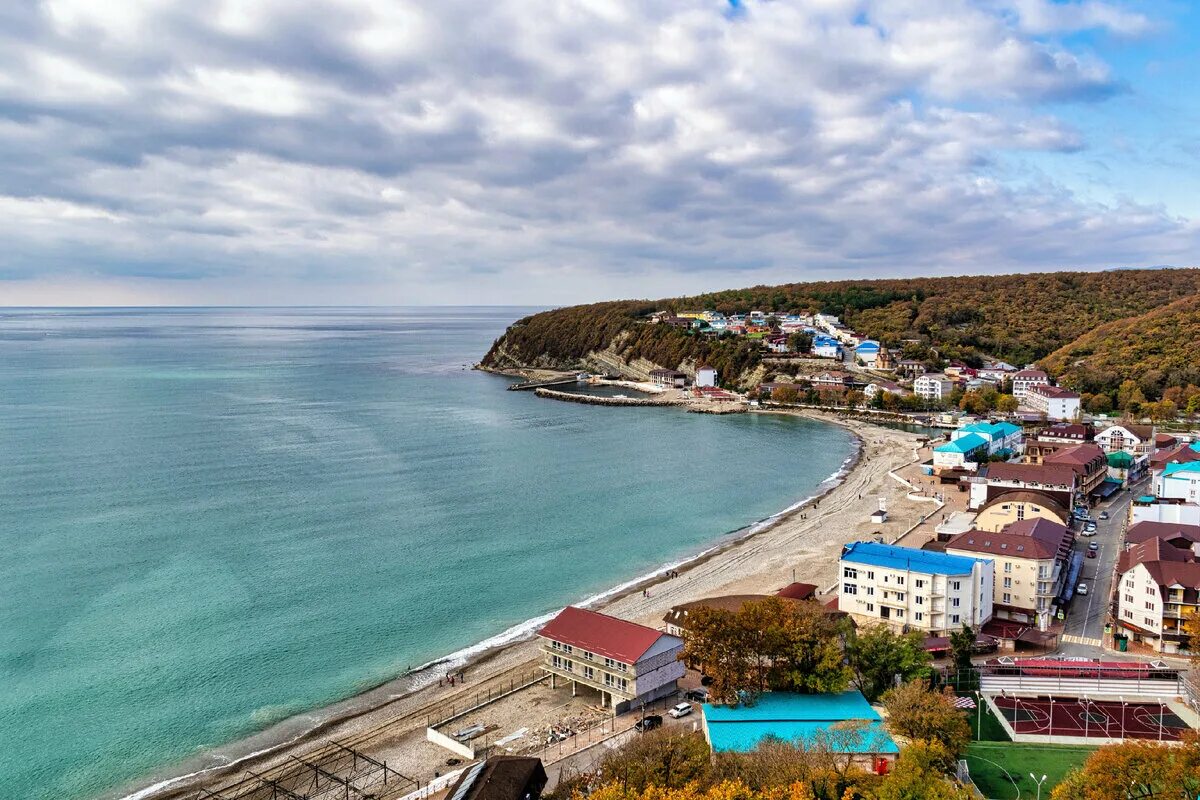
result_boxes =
[1115,523,1200,654]
[537,606,684,711]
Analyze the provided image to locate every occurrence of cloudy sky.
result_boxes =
[1,0,1197,305]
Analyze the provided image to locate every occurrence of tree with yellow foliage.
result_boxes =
[1049,731,1199,800]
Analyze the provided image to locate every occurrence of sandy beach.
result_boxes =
[126,411,928,800]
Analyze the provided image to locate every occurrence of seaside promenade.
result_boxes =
[132,413,926,800]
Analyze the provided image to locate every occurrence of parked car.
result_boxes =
[1088,541,1099,551]
[669,702,693,719]
[1077,583,1089,596]
[634,715,663,732]
[1084,522,1097,533]
[1100,511,1110,520]
[685,688,709,702]
[1087,549,1097,558]
[1079,528,1095,537]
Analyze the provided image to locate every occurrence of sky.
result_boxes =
[0,0,1198,306]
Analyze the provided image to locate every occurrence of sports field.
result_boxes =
[965,743,1094,800]
[993,695,1190,741]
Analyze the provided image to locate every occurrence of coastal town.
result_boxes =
[160,343,1200,800]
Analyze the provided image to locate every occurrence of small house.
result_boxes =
[696,365,718,388]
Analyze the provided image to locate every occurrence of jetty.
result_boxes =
[507,377,581,391]
[533,388,680,406]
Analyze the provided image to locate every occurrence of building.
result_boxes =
[811,371,856,391]
[954,421,1023,457]
[1011,369,1050,400]
[445,757,548,800]
[972,462,1078,511]
[1036,423,1094,444]
[649,369,687,388]
[663,594,792,637]
[863,380,908,400]
[1131,498,1200,527]
[1115,537,1200,654]
[1023,384,1081,421]
[838,541,993,634]
[537,606,684,712]
[854,340,881,367]
[1096,424,1155,459]
[913,373,954,402]
[701,690,898,770]
[695,365,718,388]
[896,359,926,378]
[1124,521,1200,558]
[1158,462,1200,503]
[811,335,842,359]
[933,434,990,471]
[1041,443,1111,500]
[973,490,1069,532]
[945,519,1073,629]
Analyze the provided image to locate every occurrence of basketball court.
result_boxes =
[993,694,1190,741]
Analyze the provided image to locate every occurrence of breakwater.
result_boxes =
[533,388,680,406]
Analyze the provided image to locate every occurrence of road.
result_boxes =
[1058,475,1151,656]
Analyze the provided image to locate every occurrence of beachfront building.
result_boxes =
[1011,369,1050,400]
[1023,384,1081,421]
[838,542,993,635]
[695,365,718,388]
[650,369,687,388]
[701,690,898,770]
[973,490,1070,532]
[537,606,684,712]
[970,462,1079,512]
[953,421,1023,457]
[932,434,989,472]
[1158,462,1200,503]
[945,519,1072,629]
[913,374,954,402]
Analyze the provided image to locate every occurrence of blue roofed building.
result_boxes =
[853,339,881,367]
[701,690,898,771]
[933,432,990,471]
[954,420,1023,457]
[838,541,994,635]
[1158,461,1200,503]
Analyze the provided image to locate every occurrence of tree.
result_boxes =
[1049,731,1200,800]
[846,625,933,702]
[873,741,974,800]
[948,624,975,673]
[995,394,1019,413]
[1086,393,1113,414]
[788,332,813,353]
[1184,608,1200,655]
[880,681,972,765]
[772,385,800,405]
[1117,379,1146,411]
[596,729,712,794]
[845,390,866,409]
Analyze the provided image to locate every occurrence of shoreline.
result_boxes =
[118,411,917,800]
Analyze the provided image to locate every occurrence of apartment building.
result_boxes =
[537,606,684,711]
[1115,538,1200,655]
[913,373,954,401]
[838,542,993,635]
[1011,369,1050,400]
[1023,384,1081,421]
[945,519,1072,630]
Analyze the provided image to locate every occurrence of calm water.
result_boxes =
[0,308,856,800]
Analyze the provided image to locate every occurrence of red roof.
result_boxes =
[537,606,668,664]
[776,582,818,600]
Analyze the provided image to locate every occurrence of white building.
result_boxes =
[1158,462,1200,503]
[537,606,684,712]
[838,541,993,635]
[1115,539,1200,654]
[953,421,1024,456]
[913,373,954,402]
[1011,369,1050,400]
[1023,384,1081,421]
[1096,424,1155,459]
[695,365,718,388]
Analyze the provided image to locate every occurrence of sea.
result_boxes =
[0,308,857,800]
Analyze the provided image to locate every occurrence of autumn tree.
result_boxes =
[1184,608,1200,655]
[1086,393,1113,414]
[845,624,932,702]
[772,385,800,405]
[873,741,973,800]
[881,681,972,765]
[1049,731,1200,800]
[995,394,1019,413]
[596,729,712,794]
[948,624,975,672]
[681,597,851,704]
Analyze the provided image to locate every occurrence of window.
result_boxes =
[1002,592,1011,603]
[915,612,923,621]
[582,651,594,661]
[1016,505,1026,520]
[951,581,961,591]
[951,614,960,624]
[583,666,594,680]
[865,586,875,596]
[952,598,961,608]
[916,579,925,588]
[1145,617,1155,627]
[895,610,904,618]
[866,571,875,580]
[843,567,858,579]
[1145,602,1155,611]
[1004,562,1012,573]
[1124,610,1133,619]
[1003,577,1012,588]
[866,603,875,612]
[896,576,906,586]
[843,583,858,595]
[562,644,573,654]
[1125,594,1133,603]
[915,596,924,605]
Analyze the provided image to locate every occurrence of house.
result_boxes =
[933,434,990,471]
[649,369,687,388]
[1124,521,1200,559]
[854,340,881,367]
[811,371,856,391]
[838,541,993,635]
[873,348,896,372]
[537,606,684,712]
[811,335,842,359]
[701,690,899,770]
[1023,384,1081,421]
[945,518,1073,629]
[663,594,800,637]
[775,582,819,600]
[1114,537,1200,654]
[1107,450,1135,485]
[913,373,954,402]
[1036,423,1095,444]
[1095,424,1155,459]
[1041,443,1110,500]
[1011,369,1050,400]
[973,490,1069,532]
[978,363,1017,382]
[444,757,548,800]
[974,463,1079,512]
[896,360,926,378]
[695,365,718,388]
[764,335,790,354]
[863,380,908,400]
[954,421,1023,457]
[1131,498,1200,527]
[1158,461,1200,503]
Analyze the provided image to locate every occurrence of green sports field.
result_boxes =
[965,743,1094,800]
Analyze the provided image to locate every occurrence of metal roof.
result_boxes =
[840,541,984,576]
[702,690,898,754]
[935,433,989,454]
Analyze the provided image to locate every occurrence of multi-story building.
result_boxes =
[971,462,1079,511]
[933,434,990,471]
[537,606,684,711]
[1034,423,1094,444]
[913,373,954,402]
[1159,462,1200,503]
[838,542,993,635]
[1114,537,1200,654]
[945,519,1072,629]
[1095,424,1155,460]
[1011,369,1050,400]
[1040,443,1110,499]
[973,490,1070,532]
[953,421,1024,457]
[1023,384,1081,421]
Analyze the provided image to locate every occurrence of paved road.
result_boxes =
[1059,475,1152,656]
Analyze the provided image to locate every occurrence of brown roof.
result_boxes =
[445,757,547,800]
[1124,521,1200,546]
[977,490,1069,522]
[1102,423,1153,441]
[946,518,1070,560]
[1040,423,1093,439]
[1142,558,1200,590]
[1030,384,1079,399]
[776,582,818,600]
[1155,433,1178,448]
[663,594,804,630]
[1118,537,1195,574]
[1150,444,1200,471]
[984,463,1078,488]
[1043,443,1106,468]
[539,606,672,664]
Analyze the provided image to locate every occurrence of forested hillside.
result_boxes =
[481,268,1200,388]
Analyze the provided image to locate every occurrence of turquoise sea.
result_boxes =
[0,308,856,800]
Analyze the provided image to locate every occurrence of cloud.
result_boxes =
[0,0,1194,305]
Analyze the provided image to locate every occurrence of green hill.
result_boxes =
[482,267,1200,389]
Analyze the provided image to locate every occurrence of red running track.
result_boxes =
[993,695,1190,741]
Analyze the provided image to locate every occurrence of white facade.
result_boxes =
[913,374,954,401]
[1023,385,1081,421]
[1095,425,1154,458]
[1012,370,1050,400]
[1159,465,1200,503]
[695,366,718,388]
[1132,502,1200,527]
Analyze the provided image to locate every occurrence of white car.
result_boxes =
[1077,583,1089,596]
[1079,528,1095,537]
[668,702,693,719]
